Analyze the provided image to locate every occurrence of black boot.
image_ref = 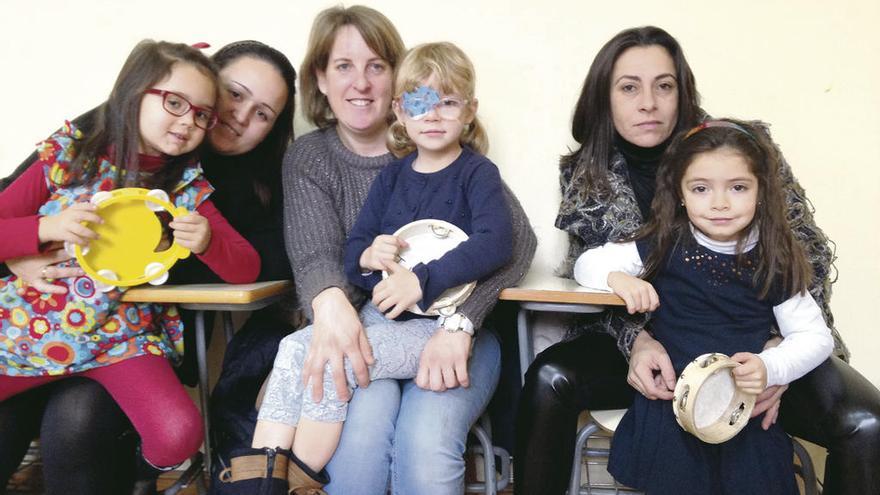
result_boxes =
[219,447,289,495]
[130,445,166,495]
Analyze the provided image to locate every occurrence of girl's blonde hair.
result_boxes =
[300,5,405,128]
[388,42,488,157]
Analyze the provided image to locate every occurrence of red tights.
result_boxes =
[0,354,203,467]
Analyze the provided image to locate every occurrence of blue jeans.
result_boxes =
[324,328,501,495]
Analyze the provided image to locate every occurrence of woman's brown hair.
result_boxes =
[299,5,405,128]
[560,26,703,203]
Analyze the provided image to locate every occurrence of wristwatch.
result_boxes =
[439,312,475,336]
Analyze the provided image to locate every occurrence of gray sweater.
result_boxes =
[283,127,537,329]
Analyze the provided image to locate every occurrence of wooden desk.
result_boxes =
[122,280,293,477]
[499,271,624,305]
[122,280,293,306]
[499,272,624,384]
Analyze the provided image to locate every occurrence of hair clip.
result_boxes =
[191,42,211,49]
[684,120,754,140]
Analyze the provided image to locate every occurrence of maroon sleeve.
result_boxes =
[194,199,260,284]
[0,163,49,260]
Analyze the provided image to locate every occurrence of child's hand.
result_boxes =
[169,212,211,254]
[373,260,422,319]
[607,271,659,314]
[38,202,102,246]
[731,352,768,395]
[360,235,409,272]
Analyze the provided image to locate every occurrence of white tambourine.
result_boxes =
[383,219,476,316]
[672,353,756,444]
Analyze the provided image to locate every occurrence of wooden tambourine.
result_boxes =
[67,188,191,291]
[672,353,756,444]
[383,219,475,316]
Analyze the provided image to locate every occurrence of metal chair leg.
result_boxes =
[194,310,213,478]
[222,312,235,344]
[568,422,599,495]
[516,307,532,387]
[160,452,206,495]
[465,414,511,494]
[792,437,820,495]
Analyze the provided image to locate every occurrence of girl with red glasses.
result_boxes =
[0,39,259,476]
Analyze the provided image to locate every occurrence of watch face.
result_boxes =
[443,313,473,335]
[443,314,462,331]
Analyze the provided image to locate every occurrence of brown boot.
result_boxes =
[286,451,330,495]
[219,447,289,495]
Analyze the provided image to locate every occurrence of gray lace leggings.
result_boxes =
[257,303,436,425]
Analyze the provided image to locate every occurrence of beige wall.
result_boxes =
[1,0,878,386]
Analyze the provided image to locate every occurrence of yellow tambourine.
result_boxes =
[672,352,756,444]
[67,188,191,291]
[383,219,476,316]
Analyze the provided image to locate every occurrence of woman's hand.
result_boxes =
[360,235,408,272]
[752,383,788,430]
[170,212,211,254]
[608,271,659,314]
[372,260,422,319]
[7,244,84,295]
[415,328,472,392]
[303,288,375,402]
[37,202,102,246]
[731,352,768,395]
[628,330,675,400]
[750,335,787,429]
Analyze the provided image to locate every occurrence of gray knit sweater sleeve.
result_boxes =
[282,128,391,320]
[458,181,537,329]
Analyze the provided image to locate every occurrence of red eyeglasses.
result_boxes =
[144,89,218,130]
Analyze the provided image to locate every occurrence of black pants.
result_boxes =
[207,309,294,494]
[514,331,880,495]
[0,378,137,495]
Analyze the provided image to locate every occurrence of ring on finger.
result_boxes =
[41,267,49,279]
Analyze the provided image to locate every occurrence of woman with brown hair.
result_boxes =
[281,6,535,494]
[515,25,880,495]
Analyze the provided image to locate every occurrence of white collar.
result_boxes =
[690,223,758,255]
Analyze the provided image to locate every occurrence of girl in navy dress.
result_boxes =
[223,42,512,495]
[574,119,834,494]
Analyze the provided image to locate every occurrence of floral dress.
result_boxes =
[0,122,213,376]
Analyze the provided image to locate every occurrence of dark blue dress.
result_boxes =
[607,237,798,494]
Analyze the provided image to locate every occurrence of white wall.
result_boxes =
[1,0,878,386]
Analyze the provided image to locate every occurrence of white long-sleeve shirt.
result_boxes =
[573,227,833,387]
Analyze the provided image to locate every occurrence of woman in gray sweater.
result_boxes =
[278,6,535,494]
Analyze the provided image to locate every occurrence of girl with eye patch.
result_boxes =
[222,41,518,495]
[274,6,535,495]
